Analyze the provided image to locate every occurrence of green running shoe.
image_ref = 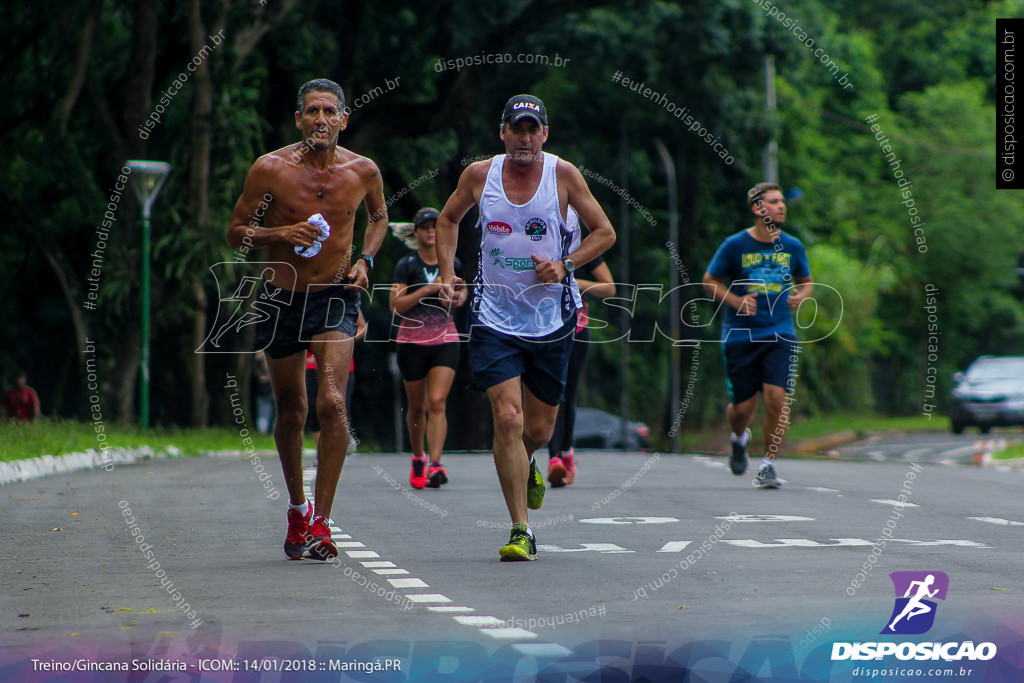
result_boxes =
[499,523,537,561]
[527,457,546,510]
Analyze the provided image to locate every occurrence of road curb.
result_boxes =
[0,446,177,486]
[792,430,861,454]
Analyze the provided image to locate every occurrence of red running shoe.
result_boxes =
[306,515,338,561]
[284,503,312,560]
[548,456,567,488]
[562,449,577,486]
[410,456,427,489]
[426,462,449,488]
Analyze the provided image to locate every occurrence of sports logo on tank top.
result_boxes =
[486,221,512,235]
[525,217,547,241]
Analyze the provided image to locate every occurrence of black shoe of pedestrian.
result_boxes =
[729,428,750,476]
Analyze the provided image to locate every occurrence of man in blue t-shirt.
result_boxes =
[702,182,813,488]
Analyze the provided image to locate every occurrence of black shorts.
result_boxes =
[722,339,799,404]
[467,313,575,406]
[254,281,360,359]
[397,342,461,382]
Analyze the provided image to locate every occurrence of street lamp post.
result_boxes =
[126,160,171,431]
[654,140,680,453]
[763,54,779,184]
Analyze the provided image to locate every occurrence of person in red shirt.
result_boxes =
[4,370,41,421]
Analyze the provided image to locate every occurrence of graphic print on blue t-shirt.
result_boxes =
[706,229,811,344]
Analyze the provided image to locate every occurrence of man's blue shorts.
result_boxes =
[722,339,799,404]
[467,313,575,406]
[255,280,360,359]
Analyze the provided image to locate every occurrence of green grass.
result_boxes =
[3,414,946,463]
[781,414,944,442]
[0,418,282,462]
[994,443,1024,461]
[674,413,944,453]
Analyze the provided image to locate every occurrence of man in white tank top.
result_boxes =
[436,94,616,561]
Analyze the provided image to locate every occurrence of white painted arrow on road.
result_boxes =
[537,543,635,554]
[579,517,679,525]
[722,538,875,548]
[715,514,815,523]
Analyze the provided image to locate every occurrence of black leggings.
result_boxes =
[549,326,589,457]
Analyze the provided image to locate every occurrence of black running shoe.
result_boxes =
[730,428,750,476]
[426,462,448,488]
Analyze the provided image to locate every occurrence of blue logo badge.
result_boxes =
[525,218,547,241]
[880,571,949,635]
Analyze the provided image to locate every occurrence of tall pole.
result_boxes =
[389,351,402,453]
[126,161,171,431]
[140,205,152,430]
[619,116,630,451]
[763,54,778,183]
[654,139,680,453]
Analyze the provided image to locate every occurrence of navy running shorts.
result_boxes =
[467,313,575,406]
[722,339,799,404]
[255,280,360,359]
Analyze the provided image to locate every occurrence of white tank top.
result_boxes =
[473,152,582,336]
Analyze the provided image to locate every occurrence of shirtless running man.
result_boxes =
[227,78,387,560]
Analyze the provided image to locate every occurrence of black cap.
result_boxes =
[413,207,440,228]
[501,94,547,126]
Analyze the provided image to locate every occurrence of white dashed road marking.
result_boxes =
[968,516,1024,526]
[404,594,453,604]
[871,499,920,507]
[479,628,539,640]
[301,467,542,644]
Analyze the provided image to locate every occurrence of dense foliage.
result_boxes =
[2,0,1019,449]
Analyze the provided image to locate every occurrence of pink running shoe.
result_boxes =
[548,456,567,488]
[284,503,312,560]
[410,456,427,489]
[562,449,577,486]
[306,515,338,561]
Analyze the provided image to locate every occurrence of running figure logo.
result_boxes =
[197,263,293,353]
[881,571,949,635]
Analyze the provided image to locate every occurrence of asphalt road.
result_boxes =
[2,441,1022,682]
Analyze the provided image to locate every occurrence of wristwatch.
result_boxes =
[357,253,375,271]
[562,258,576,274]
